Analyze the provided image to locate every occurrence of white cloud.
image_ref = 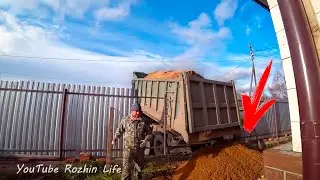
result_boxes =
[0,11,224,87]
[0,11,158,86]
[246,16,262,36]
[1,0,102,18]
[235,81,252,93]
[219,52,282,93]
[189,13,212,29]
[169,13,231,62]
[255,48,280,57]
[227,54,250,61]
[214,0,238,26]
[0,10,282,90]
[94,0,136,21]
[170,13,231,45]
[256,16,262,28]
[0,0,134,21]
[239,2,249,14]
[132,49,163,60]
[246,26,251,36]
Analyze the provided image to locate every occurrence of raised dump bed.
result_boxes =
[132,70,241,155]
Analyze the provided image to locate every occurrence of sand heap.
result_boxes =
[144,70,203,79]
[172,143,263,180]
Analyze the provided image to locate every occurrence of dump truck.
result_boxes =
[132,71,241,156]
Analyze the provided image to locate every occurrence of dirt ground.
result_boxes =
[171,143,263,180]
[144,70,203,79]
[1,138,292,180]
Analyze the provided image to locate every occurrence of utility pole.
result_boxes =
[248,43,262,149]
[249,43,257,96]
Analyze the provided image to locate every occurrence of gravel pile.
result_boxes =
[172,143,263,180]
[144,70,203,79]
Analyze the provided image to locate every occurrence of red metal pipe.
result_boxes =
[278,0,320,179]
[59,89,68,160]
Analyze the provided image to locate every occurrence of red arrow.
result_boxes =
[241,60,277,133]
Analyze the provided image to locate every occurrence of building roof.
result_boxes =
[252,0,270,11]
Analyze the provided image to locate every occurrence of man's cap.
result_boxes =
[131,102,141,111]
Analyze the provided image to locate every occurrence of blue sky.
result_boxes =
[0,0,282,91]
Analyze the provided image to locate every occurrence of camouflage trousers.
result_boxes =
[122,148,146,180]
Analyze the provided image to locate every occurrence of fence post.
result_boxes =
[106,107,114,163]
[59,88,68,160]
[274,103,279,138]
[164,93,167,156]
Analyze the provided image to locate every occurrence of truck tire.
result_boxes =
[233,133,242,142]
[153,133,167,156]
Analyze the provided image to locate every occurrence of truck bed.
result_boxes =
[132,71,241,144]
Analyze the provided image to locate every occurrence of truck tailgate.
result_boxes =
[184,75,240,133]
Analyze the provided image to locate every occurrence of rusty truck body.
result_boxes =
[132,71,241,155]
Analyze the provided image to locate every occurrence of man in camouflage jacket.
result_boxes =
[112,102,153,180]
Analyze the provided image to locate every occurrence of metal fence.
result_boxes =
[0,80,140,159]
[239,100,291,140]
[0,80,292,159]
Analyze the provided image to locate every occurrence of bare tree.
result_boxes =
[268,70,288,100]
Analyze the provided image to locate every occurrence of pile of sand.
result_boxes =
[172,143,263,180]
[144,70,203,79]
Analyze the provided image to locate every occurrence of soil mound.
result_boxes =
[144,70,203,79]
[172,143,263,180]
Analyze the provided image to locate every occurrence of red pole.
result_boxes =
[59,89,68,160]
[278,0,320,179]
[106,107,114,163]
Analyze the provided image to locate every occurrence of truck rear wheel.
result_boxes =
[153,133,168,156]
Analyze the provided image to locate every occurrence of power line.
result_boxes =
[0,57,258,85]
[0,72,109,84]
[221,44,275,91]
[0,52,277,85]
[218,59,252,78]
[217,43,276,81]
[0,53,256,63]
[255,51,280,57]
[4,16,281,64]
[255,45,279,52]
